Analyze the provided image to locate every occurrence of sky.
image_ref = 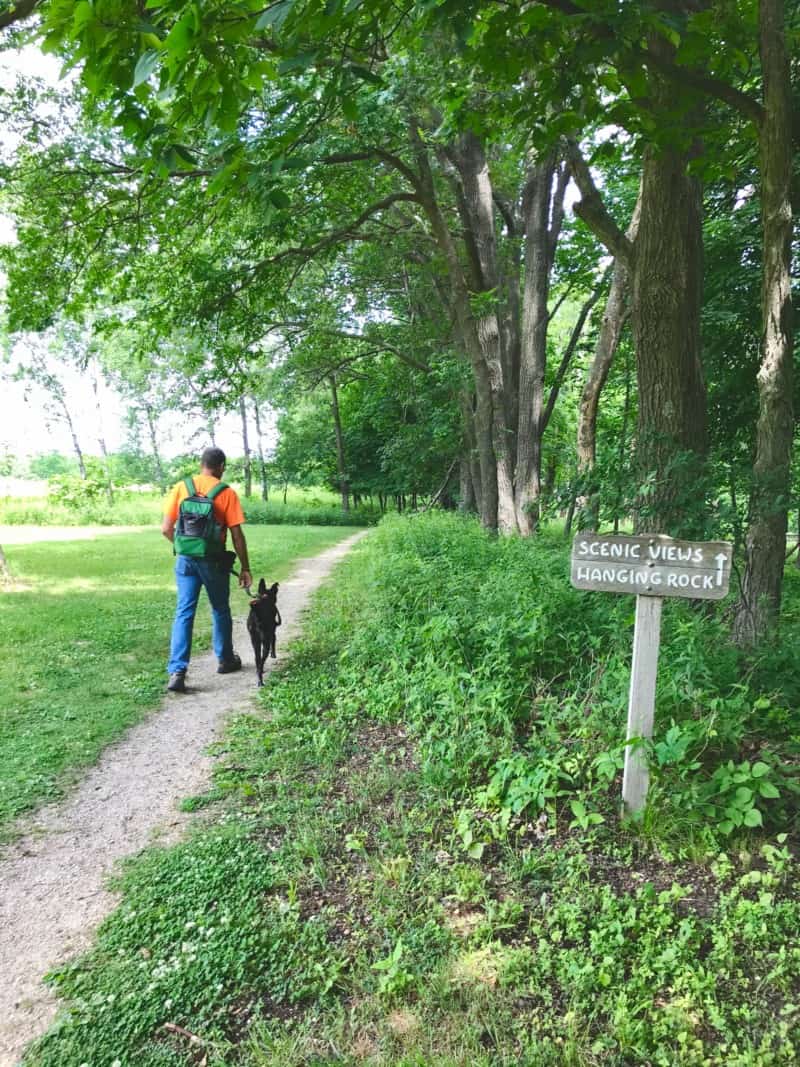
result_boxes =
[0,43,263,462]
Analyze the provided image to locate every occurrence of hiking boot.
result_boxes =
[217,653,242,675]
[167,670,187,693]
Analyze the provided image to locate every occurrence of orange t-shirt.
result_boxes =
[163,475,246,547]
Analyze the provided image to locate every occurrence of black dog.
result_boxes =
[247,579,281,687]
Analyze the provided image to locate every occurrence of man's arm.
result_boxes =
[229,525,252,588]
[161,515,175,542]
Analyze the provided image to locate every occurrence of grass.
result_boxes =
[23,514,800,1066]
[0,486,379,528]
[0,524,351,833]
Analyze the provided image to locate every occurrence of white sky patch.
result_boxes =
[0,44,268,461]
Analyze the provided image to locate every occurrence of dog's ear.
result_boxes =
[270,582,279,594]
[258,578,267,595]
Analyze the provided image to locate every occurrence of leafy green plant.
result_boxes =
[371,937,414,997]
[698,758,780,834]
[568,797,605,832]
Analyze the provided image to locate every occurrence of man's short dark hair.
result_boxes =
[201,447,226,471]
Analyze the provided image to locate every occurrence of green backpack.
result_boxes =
[173,477,229,559]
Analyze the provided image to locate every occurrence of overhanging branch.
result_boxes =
[566,139,634,266]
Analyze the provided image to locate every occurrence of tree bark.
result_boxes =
[60,401,86,480]
[449,131,516,533]
[144,403,166,492]
[239,395,252,498]
[90,366,114,504]
[0,543,10,584]
[459,456,475,513]
[253,399,269,501]
[410,126,499,530]
[515,153,557,534]
[570,137,707,536]
[576,190,641,529]
[632,143,707,535]
[734,0,794,645]
[329,375,350,512]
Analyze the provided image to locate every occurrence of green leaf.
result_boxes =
[743,808,763,828]
[269,188,291,210]
[751,761,770,778]
[278,52,317,74]
[758,781,780,799]
[164,11,197,59]
[349,63,383,86]
[132,49,160,88]
[255,1,293,31]
[341,95,359,122]
[71,1,94,35]
[718,820,734,835]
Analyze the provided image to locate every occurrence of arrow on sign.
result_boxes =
[715,552,727,586]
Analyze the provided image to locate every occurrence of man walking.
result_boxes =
[161,447,252,692]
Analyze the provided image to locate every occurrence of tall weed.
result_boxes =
[329,514,799,842]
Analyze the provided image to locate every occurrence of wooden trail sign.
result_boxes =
[571,533,732,599]
[570,533,733,815]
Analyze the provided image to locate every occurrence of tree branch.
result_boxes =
[0,0,40,30]
[541,267,610,435]
[533,0,764,128]
[566,139,634,266]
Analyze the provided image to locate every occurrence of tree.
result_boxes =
[10,331,87,478]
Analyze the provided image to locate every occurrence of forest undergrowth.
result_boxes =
[27,514,800,1066]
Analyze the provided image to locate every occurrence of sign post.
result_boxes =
[570,533,732,815]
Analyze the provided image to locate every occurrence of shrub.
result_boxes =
[315,513,799,844]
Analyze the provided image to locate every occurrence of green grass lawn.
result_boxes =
[0,525,350,833]
[0,485,377,527]
[24,516,800,1067]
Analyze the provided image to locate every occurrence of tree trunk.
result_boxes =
[449,131,516,533]
[239,395,252,498]
[459,390,482,516]
[631,144,707,535]
[411,125,498,529]
[575,185,641,531]
[91,367,113,504]
[329,375,350,512]
[459,457,475,513]
[144,404,166,492]
[59,399,86,480]
[734,0,794,645]
[613,348,633,534]
[576,251,635,530]
[0,543,10,584]
[515,153,557,535]
[253,399,269,501]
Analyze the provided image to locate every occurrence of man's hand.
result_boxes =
[230,526,251,589]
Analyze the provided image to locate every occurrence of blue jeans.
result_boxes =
[168,556,234,673]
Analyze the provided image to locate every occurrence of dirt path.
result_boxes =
[0,525,151,545]
[0,530,368,1067]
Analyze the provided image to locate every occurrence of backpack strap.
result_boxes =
[206,481,229,501]
[183,476,196,497]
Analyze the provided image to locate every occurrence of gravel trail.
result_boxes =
[0,530,368,1066]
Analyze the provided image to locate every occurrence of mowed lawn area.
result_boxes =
[0,525,351,833]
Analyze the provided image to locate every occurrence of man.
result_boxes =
[161,447,253,693]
